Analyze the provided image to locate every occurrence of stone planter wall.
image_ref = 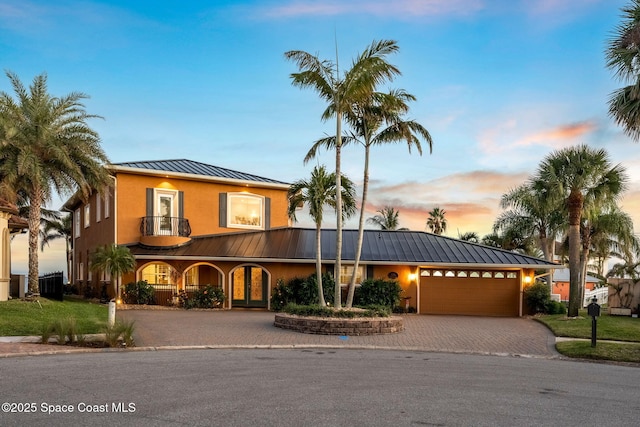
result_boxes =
[274,313,403,335]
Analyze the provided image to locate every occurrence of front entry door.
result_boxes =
[232,267,267,308]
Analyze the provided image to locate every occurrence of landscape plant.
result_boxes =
[354,278,402,308]
[123,280,155,305]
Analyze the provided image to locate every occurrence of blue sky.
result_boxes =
[2,0,640,274]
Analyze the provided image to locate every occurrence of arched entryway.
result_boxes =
[230,265,269,308]
[183,262,226,307]
[137,261,178,306]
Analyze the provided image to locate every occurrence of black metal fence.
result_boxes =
[149,283,178,306]
[140,216,191,237]
[39,272,64,301]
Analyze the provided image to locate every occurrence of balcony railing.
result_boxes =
[140,216,191,237]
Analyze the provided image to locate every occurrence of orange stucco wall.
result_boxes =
[115,173,290,245]
[553,282,595,301]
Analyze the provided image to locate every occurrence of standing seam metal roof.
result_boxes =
[128,228,558,267]
[111,159,289,185]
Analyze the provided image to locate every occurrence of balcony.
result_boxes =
[139,216,192,248]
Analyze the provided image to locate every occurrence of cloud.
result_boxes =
[363,170,530,235]
[257,0,485,19]
[515,121,598,148]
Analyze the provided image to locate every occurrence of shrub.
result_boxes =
[123,281,155,305]
[354,278,402,308]
[45,317,79,345]
[546,300,567,315]
[524,282,553,314]
[282,303,390,318]
[179,285,225,309]
[270,273,335,311]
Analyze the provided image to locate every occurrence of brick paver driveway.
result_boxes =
[118,309,559,357]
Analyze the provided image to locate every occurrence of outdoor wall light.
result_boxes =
[408,273,417,282]
[523,276,532,284]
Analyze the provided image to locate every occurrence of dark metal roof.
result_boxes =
[111,159,288,185]
[128,228,558,268]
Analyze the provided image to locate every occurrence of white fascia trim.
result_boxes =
[109,165,290,190]
[131,255,559,269]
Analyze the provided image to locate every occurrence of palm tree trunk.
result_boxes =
[334,110,343,309]
[346,146,370,308]
[316,225,326,307]
[27,186,44,294]
[567,192,583,317]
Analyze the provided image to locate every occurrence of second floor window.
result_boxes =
[228,193,264,229]
[84,204,90,228]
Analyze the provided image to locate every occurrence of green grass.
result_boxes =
[537,310,640,364]
[556,341,640,364]
[537,310,640,342]
[0,297,108,336]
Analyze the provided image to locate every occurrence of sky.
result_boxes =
[2,0,640,275]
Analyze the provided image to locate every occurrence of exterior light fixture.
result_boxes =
[408,273,417,282]
[523,276,532,284]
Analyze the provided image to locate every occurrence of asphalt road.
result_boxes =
[1,349,638,426]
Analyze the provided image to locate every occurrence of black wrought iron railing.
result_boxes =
[140,216,191,237]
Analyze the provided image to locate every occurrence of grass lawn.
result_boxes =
[537,310,640,364]
[0,297,108,336]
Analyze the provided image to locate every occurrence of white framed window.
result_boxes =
[96,195,101,222]
[339,265,365,286]
[420,270,430,277]
[507,272,517,279]
[141,262,176,285]
[79,262,84,282]
[227,193,264,229]
[84,204,90,228]
[88,261,92,282]
[75,209,81,237]
[104,192,110,218]
[153,188,179,235]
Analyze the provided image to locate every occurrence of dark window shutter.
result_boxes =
[178,191,184,218]
[145,188,154,234]
[219,193,227,227]
[264,197,271,230]
[366,265,374,279]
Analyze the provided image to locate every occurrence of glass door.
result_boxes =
[232,267,267,307]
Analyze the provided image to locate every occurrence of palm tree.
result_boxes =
[426,207,447,235]
[367,206,408,230]
[535,145,628,316]
[579,206,639,303]
[496,182,565,264]
[606,0,640,140]
[306,89,432,307]
[287,165,356,306]
[90,244,136,301]
[39,212,73,284]
[286,39,401,308]
[458,231,480,243]
[0,71,110,294]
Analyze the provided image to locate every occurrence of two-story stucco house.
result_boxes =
[63,159,557,316]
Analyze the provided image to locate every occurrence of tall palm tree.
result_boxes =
[286,39,400,308]
[367,206,408,231]
[306,89,432,307]
[496,182,565,264]
[90,244,136,301]
[287,165,356,307]
[39,212,73,284]
[426,207,447,235]
[535,145,628,316]
[606,0,640,140]
[0,71,110,294]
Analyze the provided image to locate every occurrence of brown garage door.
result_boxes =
[419,271,520,317]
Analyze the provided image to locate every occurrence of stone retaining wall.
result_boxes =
[274,313,404,335]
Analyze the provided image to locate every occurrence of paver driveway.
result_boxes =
[118,309,559,357]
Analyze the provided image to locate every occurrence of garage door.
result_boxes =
[419,270,520,317]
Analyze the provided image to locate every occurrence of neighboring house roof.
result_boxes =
[552,268,600,283]
[128,228,559,268]
[110,159,289,186]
